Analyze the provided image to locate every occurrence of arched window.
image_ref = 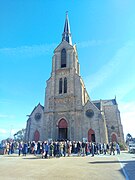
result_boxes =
[64,77,67,93]
[59,78,62,94]
[61,48,66,68]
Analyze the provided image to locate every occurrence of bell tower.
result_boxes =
[44,13,90,140]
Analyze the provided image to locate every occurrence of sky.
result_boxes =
[0,0,135,141]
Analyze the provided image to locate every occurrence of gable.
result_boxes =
[54,40,74,53]
[84,100,101,112]
[29,103,44,117]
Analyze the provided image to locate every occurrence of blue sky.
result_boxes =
[0,0,135,141]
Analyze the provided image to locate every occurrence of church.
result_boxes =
[25,14,124,144]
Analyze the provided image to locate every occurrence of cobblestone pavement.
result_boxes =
[0,152,130,180]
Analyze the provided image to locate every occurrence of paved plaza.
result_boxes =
[0,152,135,180]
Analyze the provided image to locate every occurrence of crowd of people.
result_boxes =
[2,140,121,158]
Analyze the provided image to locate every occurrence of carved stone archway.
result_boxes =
[58,118,68,140]
[111,133,117,142]
[88,128,95,142]
[34,130,40,142]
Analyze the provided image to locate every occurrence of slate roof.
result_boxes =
[92,98,117,110]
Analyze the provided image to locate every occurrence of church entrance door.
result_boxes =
[111,133,117,142]
[58,119,68,140]
[88,129,95,142]
[34,130,40,142]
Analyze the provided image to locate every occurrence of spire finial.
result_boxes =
[62,12,72,45]
[66,11,68,20]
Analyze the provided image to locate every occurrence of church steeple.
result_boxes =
[62,12,72,45]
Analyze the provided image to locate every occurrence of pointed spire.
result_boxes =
[62,12,72,45]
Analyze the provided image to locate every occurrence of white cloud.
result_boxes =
[82,40,135,139]
[77,39,115,48]
[112,80,135,101]
[0,39,113,58]
[10,129,16,135]
[0,114,15,119]
[0,128,19,141]
[0,43,56,58]
[119,101,135,138]
[0,129,7,134]
[85,41,135,92]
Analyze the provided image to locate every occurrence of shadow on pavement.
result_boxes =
[89,160,135,164]
[120,160,135,180]
[22,157,42,160]
[89,160,119,164]
[3,155,42,159]
[3,155,21,158]
[89,159,135,180]
[22,157,41,160]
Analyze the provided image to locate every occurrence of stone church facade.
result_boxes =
[25,14,124,144]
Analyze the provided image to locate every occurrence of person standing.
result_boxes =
[34,142,37,156]
[74,141,77,154]
[56,141,60,157]
[103,143,107,155]
[53,141,57,157]
[85,142,89,156]
[82,141,86,156]
[45,141,49,159]
[77,141,81,156]
[63,141,67,157]
[18,142,22,156]
[67,141,72,157]
[49,142,54,157]
[110,142,115,155]
[59,141,63,156]
[106,143,109,154]
[23,142,28,156]
[42,141,45,159]
[37,141,41,154]
[11,142,14,154]
[116,143,120,154]
[31,141,35,154]
[91,142,95,157]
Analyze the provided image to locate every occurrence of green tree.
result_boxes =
[126,133,133,144]
[14,129,26,142]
